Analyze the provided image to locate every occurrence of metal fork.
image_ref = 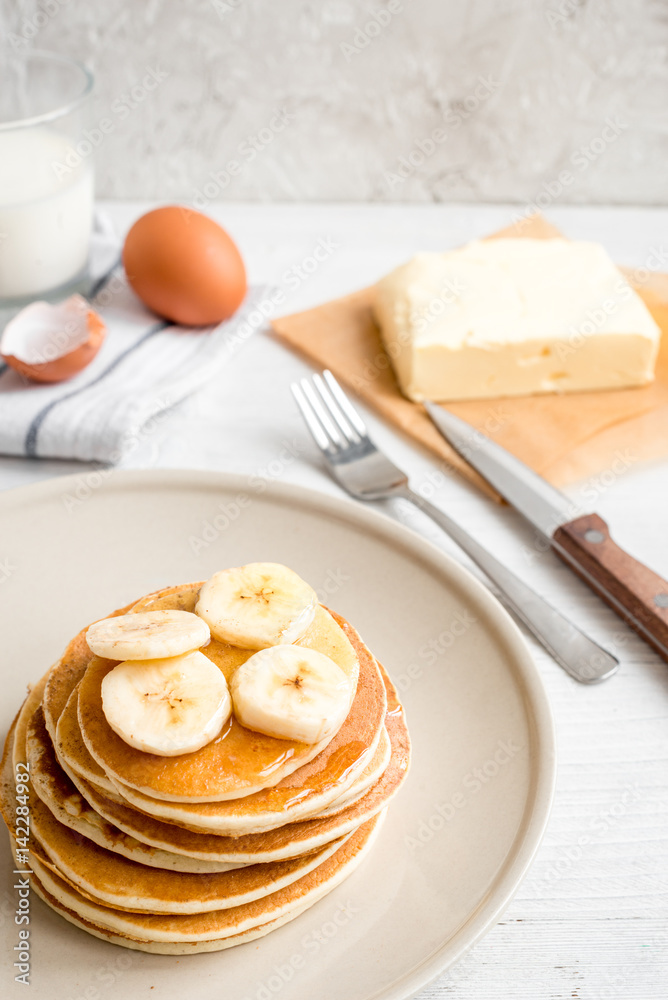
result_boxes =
[291,370,618,684]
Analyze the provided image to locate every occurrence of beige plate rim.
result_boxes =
[0,469,555,1000]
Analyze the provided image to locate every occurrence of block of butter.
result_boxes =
[373,238,661,402]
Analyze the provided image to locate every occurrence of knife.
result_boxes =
[424,402,668,663]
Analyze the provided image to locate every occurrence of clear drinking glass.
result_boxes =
[0,50,94,306]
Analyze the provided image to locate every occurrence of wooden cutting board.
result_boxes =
[272,214,668,500]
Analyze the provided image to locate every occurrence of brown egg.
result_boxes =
[0,295,106,383]
[122,206,247,326]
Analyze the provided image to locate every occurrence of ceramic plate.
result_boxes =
[0,470,555,1000]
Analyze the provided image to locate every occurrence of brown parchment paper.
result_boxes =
[271,215,668,500]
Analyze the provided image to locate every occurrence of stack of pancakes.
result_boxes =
[0,582,410,954]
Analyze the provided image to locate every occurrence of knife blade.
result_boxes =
[425,401,668,663]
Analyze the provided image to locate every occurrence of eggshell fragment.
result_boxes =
[0,294,106,383]
[122,206,247,326]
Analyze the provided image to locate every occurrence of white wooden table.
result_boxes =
[1,203,666,998]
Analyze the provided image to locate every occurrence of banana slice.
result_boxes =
[101,651,231,756]
[87,610,210,661]
[195,562,317,649]
[230,645,352,744]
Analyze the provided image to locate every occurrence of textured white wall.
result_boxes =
[4,0,668,203]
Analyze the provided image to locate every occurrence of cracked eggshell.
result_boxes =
[0,294,106,383]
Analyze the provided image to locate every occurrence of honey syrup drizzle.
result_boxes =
[81,583,376,801]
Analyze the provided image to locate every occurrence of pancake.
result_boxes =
[104,694,382,835]
[311,724,391,815]
[58,673,408,864]
[59,615,387,836]
[5,663,408,869]
[10,671,49,770]
[60,644,387,835]
[27,707,248,874]
[28,874,319,955]
[310,778,373,819]
[1,703,52,877]
[53,609,384,810]
[131,581,210,615]
[79,596,362,803]
[3,708,377,933]
[55,686,123,793]
[42,597,135,743]
[40,582,224,742]
[0,573,411,955]
[30,698,390,870]
[0,716,20,837]
[29,792,351,914]
[61,654,386,835]
[42,591,187,790]
[14,813,384,948]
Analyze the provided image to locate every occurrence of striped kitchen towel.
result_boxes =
[0,215,271,463]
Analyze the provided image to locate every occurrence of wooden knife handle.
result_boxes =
[553,513,668,662]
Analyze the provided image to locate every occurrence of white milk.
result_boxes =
[0,128,93,299]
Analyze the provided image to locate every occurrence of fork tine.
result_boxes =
[311,373,360,444]
[322,370,368,437]
[291,383,333,452]
[299,378,344,447]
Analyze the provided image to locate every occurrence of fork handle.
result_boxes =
[399,488,618,684]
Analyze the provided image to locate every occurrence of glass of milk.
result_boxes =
[0,50,94,306]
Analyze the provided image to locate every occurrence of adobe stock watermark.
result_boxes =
[434,940,483,991]
[13,760,32,985]
[406,274,466,335]
[405,737,524,851]
[6,0,73,52]
[439,404,510,463]
[51,66,169,180]
[556,243,668,367]
[347,318,417,391]
[512,115,627,228]
[410,464,458,499]
[588,928,668,1000]
[545,0,586,29]
[91,268,126,310]
[624,244,668,291]
[389,465,463,520]
[516,243,668,373]
[240,898,359,1000]
[384,74,501,190]
[349,271,467,390]
[0,557,16,584]
[317,568,351,604]
[279,236,340,295]
[16,315,84,367]
[577,450,638,506]
[209,236,341,359]
[549,278,640,364]
[191,109,295,208]
[534,783,642,892]
[520,448,638,567]
[62,955,134,1000]
[211,0,245,17]
[61,398,176,513]
[392,607,478,694]
[218,289,284,358]
[189,439,306,554]
[340,0,404,62]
